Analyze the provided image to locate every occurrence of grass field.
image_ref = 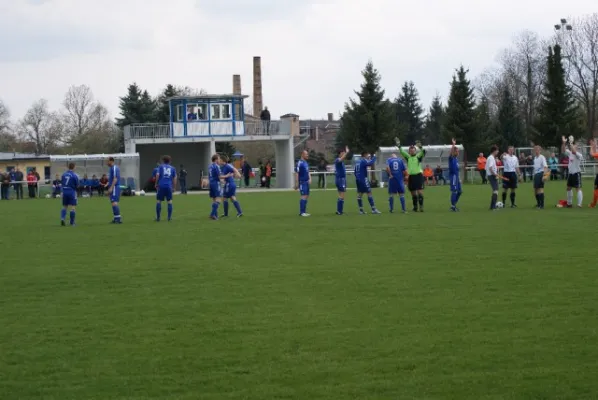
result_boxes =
[1,181,598,400]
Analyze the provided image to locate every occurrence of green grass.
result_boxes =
[1,181,598,400]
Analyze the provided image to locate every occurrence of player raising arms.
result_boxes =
[532,145,549,209]
[295,149,311,217]
[354,151,381,215]
[397,138,426,212]
[486,145,500,210]
[155,155,177,222]
[448,138,463,212]
[501,146,520,208]
[386,153,406,213]
[562,136,584,208]
[334,146,349,215]
[219,155,243,218]
[106,156,122,224]
[589,139,598,208]
[208,154,222,220]
[60,162,79,226]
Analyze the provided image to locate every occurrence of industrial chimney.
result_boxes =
[253,56,263,117]
[232,74,242,119]
[327,113,333,122]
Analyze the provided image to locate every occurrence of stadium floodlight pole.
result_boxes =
[554,18,573,50]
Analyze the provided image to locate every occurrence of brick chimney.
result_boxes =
[233,74,242,119]
[327,113,333,122]
[253,56,263,117]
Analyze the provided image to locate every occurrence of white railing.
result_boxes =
[124,120,286,140]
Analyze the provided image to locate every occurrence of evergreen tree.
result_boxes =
[423,94,444,144]
[535,45,581,148]
[216,142,236,158]
[474,96,494,151]
[395,81,424,145]
[337,61,395,153]
[155,84,179,122]
[495,86,524,149]
[443,66,478,156]
[140,90,157,123]
[116,83,144,128]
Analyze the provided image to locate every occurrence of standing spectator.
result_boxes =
[519,153,528,182]
[52,174,62,197]
[14,168,24,199]
[317,159,327,188]
[477,153,487,184]
[9,168,16,198]
[241,157,252,188]
[548,153,559,180]
[259,160,266,187]
[179,164,188,194]
[0,171,9,200]
[434,165,446,185]
[525,155,534,182]
[99,174,109,196]
[560,153,569,180]
[32,168,41,197]
[265,160,272,188]
[260,106,271,134]
[27,170,37,198]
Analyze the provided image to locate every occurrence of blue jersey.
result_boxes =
[220,163,236,184]
[386,157,405,180]
[334,158,346,179]
[109,165,120,186]
[209,163,221,184]
[296,160,309,183]
[157,164,176,188]
[448,155,459,177]
[61,170,79,192]
[152,167,159,178]
[354,157,376,181]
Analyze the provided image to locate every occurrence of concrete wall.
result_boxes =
[136,142,215,188]
[275,138,294,189]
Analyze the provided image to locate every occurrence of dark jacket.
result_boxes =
[260,109,271,121]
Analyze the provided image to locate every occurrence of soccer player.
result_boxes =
[106,156,122,224]
[562,135,584,208]
[354,151,381,215]
[501,146,520,208]
[532,145,549,209]
[486,145,500,210]
[208,154,222,220]
[155,155,177,222]
[60,162,79,226]
[386,153,407,213]
[295,149,311,217]
[334,146,350,215]
[448,138,463,211]
[589,139,598,208]
[219,155,243,218]
[397,139,426,212]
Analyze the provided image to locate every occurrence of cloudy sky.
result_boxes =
[0,0,596,122]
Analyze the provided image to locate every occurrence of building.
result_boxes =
[300,113,340,157]
[0,152,51,180]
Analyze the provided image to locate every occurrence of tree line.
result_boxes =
[337,13,598,160]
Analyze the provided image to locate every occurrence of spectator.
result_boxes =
[423,165,435,186]
[260,106,271,134]
[519,153,527,182]
[477,153,487,184]
[32,168,40,197]
[99,174,109,196]
[317,159,327,188]
[259,160,266,187]
[187,106,197,120]
[179,164,188,194]
[0,171,9,200]
[526,155,534,181]
[14,168,24,200]
[496,156,503,171]
[265,160,273,188]
[27,170,37,198]
[9,168,16,197]
[560,153,569,180]
[52,174,62,198]
[548,153,559,180]
[241,157,252,188]
[91,175,100,196]
[434,165,446,185]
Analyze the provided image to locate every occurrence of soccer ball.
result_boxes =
[139,190,146,196]
[568,135,575,144]
[496,201,504,209]
[56,194,61,198]
[45,194,50,199]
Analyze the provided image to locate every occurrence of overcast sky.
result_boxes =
[0,0,596,122]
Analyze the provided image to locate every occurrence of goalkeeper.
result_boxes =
[396,138,426,212]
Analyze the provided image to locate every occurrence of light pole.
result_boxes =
[554,18,573,49]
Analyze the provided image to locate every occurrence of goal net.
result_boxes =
[49,153,140,189]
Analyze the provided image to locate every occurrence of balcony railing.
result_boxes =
[124,121,284,140]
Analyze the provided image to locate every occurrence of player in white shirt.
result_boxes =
[532,145,549,209]
[485,145,500,210]
[501,146,521,208]
[561,136,583,208]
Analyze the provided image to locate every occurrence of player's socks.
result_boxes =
[456,191,462,205]
[233,200,242,215]
[491,193,498,209]
[399,196,406,211]
[167,203,173,220]
[411,195,418,211]
[591,189,598,207]
[337,198,344,214]
[69,210,76,225]
[451,192,457,207]
[535,194,540,207]
[539,193,545,208]
[368,196,375,210]
[567,190,573,205]
[112,205,121,222]
[578,191,583,207]
[156,203,162,220]
[300,199,307,214]
[389,196,394,212]
[357,198,364,211]
[223,201,229,216]
[60,208,67,221]
[418,194,424,210]
[502,192,507,204]
[211,201,219,217]
[510,192,516,206]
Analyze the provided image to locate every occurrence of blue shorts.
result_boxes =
[109,187,121,202]
[356,179,371,194]
[299,182,310,196]
[156,186,173,201]
[450,175,462,192]
[388,177,405,194]
[223,182,236,198]
[62,191,77,207]
[335,177,346,192]
[209,182,222,198]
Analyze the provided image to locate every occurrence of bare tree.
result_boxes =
[0,99,11,134]
[62,84,95,141]
[567,14,598,137]
[18,99,64,154]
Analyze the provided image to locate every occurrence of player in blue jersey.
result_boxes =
[155,155,177,222]
[295,149,311,217]
[219,155,243,218]
[208,154,222,220]
[334,146,350,215]
[60,162,80,226]
[354,151,381,215]
[106,157,122,224]
[448,138,463,211]
[386,153,407,213]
